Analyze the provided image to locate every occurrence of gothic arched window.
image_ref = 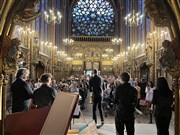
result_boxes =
[72,0,115,36]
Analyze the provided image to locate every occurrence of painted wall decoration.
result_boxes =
[102,60,113,65]
[93,61,99,69]
[86,61,92,69]
[144,0,171,27]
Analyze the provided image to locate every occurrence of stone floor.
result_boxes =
[71,123,174,135]
[71,99,175,135]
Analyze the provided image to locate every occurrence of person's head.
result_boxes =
[40,73,52,85]
[162,40,171,48]
[134,81,138,86]
[93,69,98,75]
[16,68,29,80]
[119,72,130,84]
[157,77,171,96]
[141,78,145,83]
[147,81,154,88]
[135,78,138,82]
[52,79,56,84]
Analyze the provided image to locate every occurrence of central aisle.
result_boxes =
[71,96,174,135]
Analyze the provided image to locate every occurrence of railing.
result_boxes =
[71,36,115,42]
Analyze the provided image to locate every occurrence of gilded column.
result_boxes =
[172,77,180,135]
[0,73,3,134]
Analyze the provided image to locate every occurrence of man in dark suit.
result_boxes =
[114,72,137,135]
[11,68,33,113]
[89,69,104,125]
[33,73,57,109]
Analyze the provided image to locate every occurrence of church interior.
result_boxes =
[0,0,180,135]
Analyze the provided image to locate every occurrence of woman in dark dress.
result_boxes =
[152,77,173,135]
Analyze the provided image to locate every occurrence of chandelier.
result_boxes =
[111,38,122,45]
[44,9,62,24]
[75,53,83,57]
[124,10,143,27]
[63,38,74,46]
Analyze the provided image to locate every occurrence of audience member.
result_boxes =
[152,77,173,135]
[33,73,57,109]
[140,78,147,99]
[145,81,154,108]
[11,68,33,113]
[114,72,137,135]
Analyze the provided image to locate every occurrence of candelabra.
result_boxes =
[57,50,66,61]
[18,26,37,78]
[102,54,108,57]
[105,48,114,52]
[44,9,62,24]
[66,57,73,61]
[75,53,82,57]
[124,10,143,27]
[18,26,35,38]
[111,38,122,45]
[63,38,74,46]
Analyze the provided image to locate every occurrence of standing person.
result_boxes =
[129,78,134,87]
[114,72,137,135]
[135,78,140,86]
[152,77,173,135]
[145,81,154,108]
[89,69,104,126]
[11,68,33,113]
[139,78,146,99]
[51,79,58,89]
[134,81,141,110]
[79,80,85,110]
[33,73,57,109]
[34,78,42,90]
[69,81,79,93]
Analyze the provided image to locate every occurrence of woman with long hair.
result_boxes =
[152,77,173,135]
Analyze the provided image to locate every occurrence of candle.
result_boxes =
[125,17,127,25]
[137,18,139,25]
[141,15,143,23]
[18,29,21,38]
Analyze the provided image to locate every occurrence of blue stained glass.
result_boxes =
[72,0,114,36]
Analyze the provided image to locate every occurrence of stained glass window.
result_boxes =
[72,0,115,36]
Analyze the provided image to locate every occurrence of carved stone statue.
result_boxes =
[13,0,41,26]
[144,0,171,27]
[2,37,22,74]
[159,38,180,77]
[146,33,153,66]
[159,40,176,69]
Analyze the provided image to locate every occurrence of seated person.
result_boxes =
[33,73,57,109]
